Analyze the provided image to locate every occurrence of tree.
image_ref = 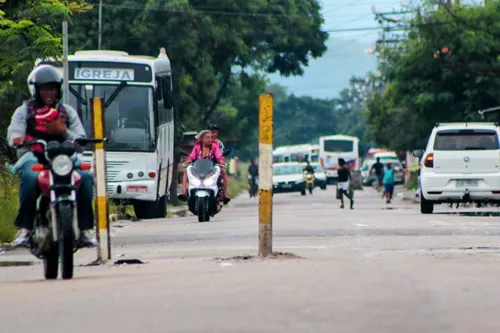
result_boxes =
[366,1,500,150]
[0,0,90,161]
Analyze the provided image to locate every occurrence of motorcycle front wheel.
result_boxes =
[57,202,75,279]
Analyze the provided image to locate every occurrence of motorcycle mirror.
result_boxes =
[222,150,231,157]
[180,151,189,157]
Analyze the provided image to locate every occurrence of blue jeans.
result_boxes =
[15,161,95,230]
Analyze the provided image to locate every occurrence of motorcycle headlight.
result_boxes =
[51,154,73,176]
[190,178,201,186]
[204,177,217,186]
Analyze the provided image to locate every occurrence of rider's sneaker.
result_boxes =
[223,196,231,205]
[80,230,98,247]
[12,229,31,247]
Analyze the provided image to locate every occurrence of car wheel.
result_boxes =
[421,195,434,214]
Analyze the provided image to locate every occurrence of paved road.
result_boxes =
[2,186,500,332]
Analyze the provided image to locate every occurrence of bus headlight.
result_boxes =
[51,155,73,176]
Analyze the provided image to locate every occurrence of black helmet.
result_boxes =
[29,65,63,103]
[208,124,219,131]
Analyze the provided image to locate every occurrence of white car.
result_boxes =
[413,122,500,214]
[272,162,307,195]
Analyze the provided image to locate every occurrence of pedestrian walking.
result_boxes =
[383,162,395,204]
[336,158,354,209]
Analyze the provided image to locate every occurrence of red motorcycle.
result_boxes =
[18,138,102,280]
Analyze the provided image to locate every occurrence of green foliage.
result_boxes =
[0,0,91,161]
[0,169,18,243]
[69,0,328,147]
[366,2,500,150]
[269,74,375,154]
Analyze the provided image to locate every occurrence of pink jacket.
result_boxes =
[187,142,224,163]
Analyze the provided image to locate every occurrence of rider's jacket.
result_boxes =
[7,100,86,147]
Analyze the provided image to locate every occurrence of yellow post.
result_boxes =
[91,97,111,262]
[258,93,273,256]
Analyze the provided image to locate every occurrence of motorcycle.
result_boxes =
[248,175,258,198]
[303,171,315,195]
[182,151,230,222]
[15,138,102,280]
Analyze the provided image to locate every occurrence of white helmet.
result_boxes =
[27,65,54,96]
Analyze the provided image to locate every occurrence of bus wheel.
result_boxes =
[133,200,160,219]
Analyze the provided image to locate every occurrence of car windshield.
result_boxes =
[434,130,499,150]
[69,84,155,152]
[273,165,302,175]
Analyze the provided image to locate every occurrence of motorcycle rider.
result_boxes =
[178,130,229,204]
[303,160,315,175]
[248,159,259,192]
[7,65,97,247]
[303,160,315,189]
[208,124,230,204]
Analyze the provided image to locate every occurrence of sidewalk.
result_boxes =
[399,189,420,204]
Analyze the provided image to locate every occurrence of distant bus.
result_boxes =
[319,135,360,183]
[273,144,319,163]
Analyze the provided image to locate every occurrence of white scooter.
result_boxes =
[182,151,230,222]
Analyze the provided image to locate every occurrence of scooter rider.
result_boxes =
[208,124,230,204]
[7,65,97,247]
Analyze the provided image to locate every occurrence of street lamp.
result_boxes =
[478,106,500,119]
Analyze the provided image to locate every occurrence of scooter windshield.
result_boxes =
[193,159,215,179]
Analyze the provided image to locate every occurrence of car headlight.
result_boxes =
[51,154,73,176]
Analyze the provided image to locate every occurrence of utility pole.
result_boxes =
[98,0,103,49]
[371,6,418,51]
[62,21,69,104]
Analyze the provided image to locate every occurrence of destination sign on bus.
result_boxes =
[74,68,134,81]
[69,62,153,82]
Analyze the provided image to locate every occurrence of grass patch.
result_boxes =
[0,195,17,243]
[0,169,19,243]
[406,172,419,190]
[227,163,249,198]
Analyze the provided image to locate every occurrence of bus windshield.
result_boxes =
[69,84,155,152]
[323,139,354,153]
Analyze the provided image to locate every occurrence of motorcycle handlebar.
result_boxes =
[14,137,106,149]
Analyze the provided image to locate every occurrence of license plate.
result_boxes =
[127,186,148,193]
[282,184,292,188]
[456,180,479,187]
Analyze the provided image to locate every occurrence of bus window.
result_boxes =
[323,139,354,152]
[284,156,290,162]
[311,155,319,162]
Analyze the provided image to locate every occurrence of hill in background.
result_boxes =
[268,37,378,99]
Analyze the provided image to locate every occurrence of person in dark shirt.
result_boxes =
[248,160,258,181]
[303,160,315,174]
[370,157,384,190]
[337,158,353,209]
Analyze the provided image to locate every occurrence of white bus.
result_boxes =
[319,135,360,183]
[36,49,175,219]
[273,144,320,163]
